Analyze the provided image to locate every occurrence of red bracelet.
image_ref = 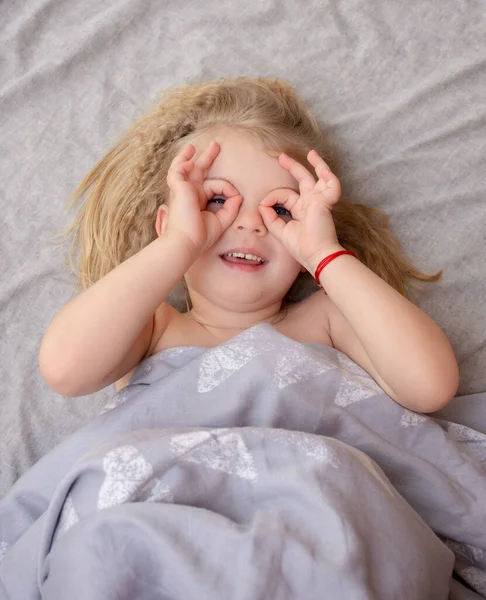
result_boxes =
[314,250,358,293]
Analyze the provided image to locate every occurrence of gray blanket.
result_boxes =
[2,0,486,502]
[1,324,485,599]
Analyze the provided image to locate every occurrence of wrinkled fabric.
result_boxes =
[1,324,485,599]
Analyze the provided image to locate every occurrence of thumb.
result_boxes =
[259,205,286,241]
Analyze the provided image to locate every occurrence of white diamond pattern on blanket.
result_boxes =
[459,566,486,596]
[157,346,197,359]
[53,494,79,542]
[138,478,173,504]
[170,430,258,481]
[0,541,8,563]
[445,539,484,565]
[400,410,427,428]
[99,387,131,415]
[266,430,340,467]
[334,353,383,407]
[97,446,154,510]
[197,328,276,392]
[272,346,335,389]
[446,423,486,461]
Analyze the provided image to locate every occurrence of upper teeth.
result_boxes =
[225,252,264,263]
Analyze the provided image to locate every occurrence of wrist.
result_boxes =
[157,232,201,262]
[305,244,346,276]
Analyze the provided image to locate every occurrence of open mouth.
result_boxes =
[219,252,267,271]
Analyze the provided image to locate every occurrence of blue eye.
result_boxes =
[207,196,226,207]
[207,197,292,221]
[206,196,226,213]
[274,205,292,218]
[273,205,293,222]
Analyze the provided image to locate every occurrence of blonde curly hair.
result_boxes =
[51,76,441,310]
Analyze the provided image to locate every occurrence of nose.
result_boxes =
[232,207,267,235]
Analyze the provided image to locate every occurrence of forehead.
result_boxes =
[191,128,299,192]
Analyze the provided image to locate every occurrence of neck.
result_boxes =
[187,295,287,332]
[187,305,288,330]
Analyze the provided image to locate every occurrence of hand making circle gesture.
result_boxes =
[258,150,342,271]
[165,142,242,253]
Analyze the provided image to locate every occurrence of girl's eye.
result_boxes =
[207,197,292,221]
[274,205,293,221]
[274,205,291,217]
[206,196,226,212]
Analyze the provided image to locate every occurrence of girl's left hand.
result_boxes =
[259,150,343,273]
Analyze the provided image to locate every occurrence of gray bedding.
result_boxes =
[1,324,485,598]
[1,0,486,501]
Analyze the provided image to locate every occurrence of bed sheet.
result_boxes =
[1,0,485,498]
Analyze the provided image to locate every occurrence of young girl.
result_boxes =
[40,76,459,413]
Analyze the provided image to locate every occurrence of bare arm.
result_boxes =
[258,148,458,412]
[39,234,198,397]
[310,245,459,412]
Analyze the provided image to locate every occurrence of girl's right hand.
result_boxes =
[165,141,242,253]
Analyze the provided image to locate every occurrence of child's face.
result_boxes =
[185,127,305,311]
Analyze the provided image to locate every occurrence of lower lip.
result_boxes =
[220,256,266,272]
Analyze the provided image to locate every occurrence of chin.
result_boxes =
[187,265,299,307]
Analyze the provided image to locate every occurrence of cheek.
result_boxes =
[274,243,301,270]
[272,249,303,283]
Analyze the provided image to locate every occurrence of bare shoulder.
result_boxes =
[284,289,333,347]
[114,301,178,393]
[114,293,333,393]
[147,301,180,356]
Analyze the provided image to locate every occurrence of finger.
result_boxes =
[166,159,194,186]
[214,195,243,230]
[169,143,196,170]
[278,153,316,195]
[258,205,287,241]
[194,141,221,172]
[314,168,342,206]
[167,142,196,180]
[260,189,308,223]
[307,149,331,173]
[202,178,240,203]
[183,141,222,187]
[259,189,298,208]
[168,142,218,187]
